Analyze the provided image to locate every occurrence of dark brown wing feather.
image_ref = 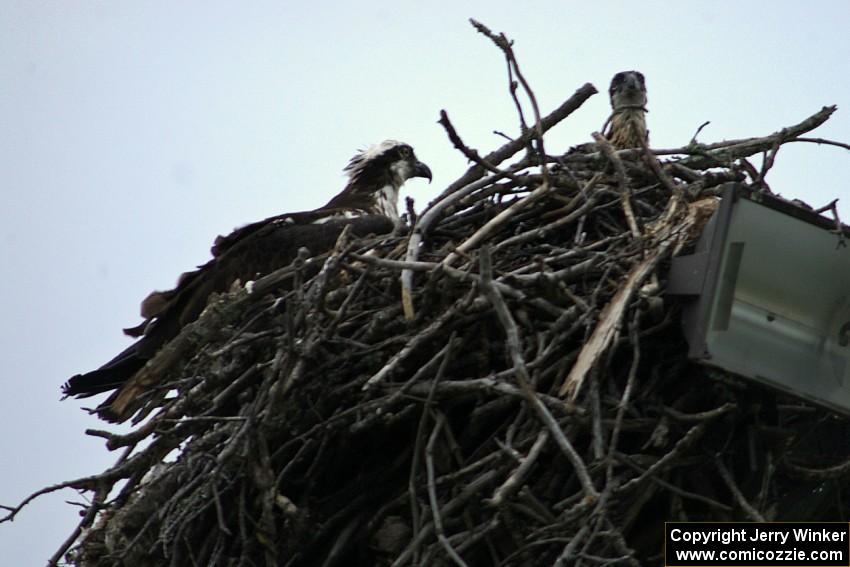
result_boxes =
[63,215,394,421]
[210,206,370,258]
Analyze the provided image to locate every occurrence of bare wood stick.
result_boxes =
[438,110,523,183]
[1,478,97,524]
[442,180,555,267]
[570,106,838,167]
[479,246,598,501]
[814,198,840,215]
[553,524,591,567]
[605,310,642,483]
[364,293,471,389]
[407,337,456,563]
[792,137,850,151]
[690,121,711,144]
[616,421,709,494]
[426,414,471,567]
[435,82,597,202]
[558,243,662,399]
[593,132,641,238]
[587,369,606,460]
[559,194,719,399]
[782,456,850,480]
[639,133,680,197]
[716,459,766,521]
[617,457,733,512]
[487,430,549,506]
[469,18,551,189]
[399,82,597,319]
[390,470,501,567]
[400,168,521,319]
[493,176,605,251]
[663,402,737,422]
[46,484,108,566]
[677,105,837,169]
[755,138,782,189]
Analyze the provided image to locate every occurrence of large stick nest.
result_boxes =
[8,21,850,567]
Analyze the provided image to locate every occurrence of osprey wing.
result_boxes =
[64,215,395,422]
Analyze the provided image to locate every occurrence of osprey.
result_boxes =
[605,70,649,149]
[64,140,431,422]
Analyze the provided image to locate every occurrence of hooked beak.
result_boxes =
[412,161,432,183]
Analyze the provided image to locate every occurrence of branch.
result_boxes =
[479,246,598,502]
[593,132,641,238]
[677,105,837,169]
[434,82,597,202]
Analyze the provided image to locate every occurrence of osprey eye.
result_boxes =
[399,146,411,158]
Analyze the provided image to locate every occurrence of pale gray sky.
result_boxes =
[2,2,849,563]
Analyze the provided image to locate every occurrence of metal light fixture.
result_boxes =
[668,183,850,415]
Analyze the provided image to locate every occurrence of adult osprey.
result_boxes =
[605,70,649,149]
[64,140,431,422]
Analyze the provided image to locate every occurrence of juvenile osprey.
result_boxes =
[605,70,649,149]
[64,140,431,422]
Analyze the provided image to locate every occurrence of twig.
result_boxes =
[434,82,597,202]
[677,105,837,169]
[791,137,850,152]
[558,235,665,399]
[616,422,709,494]
[479,246,598,502]
[408,334,456,563]
[606,310,642,482]
[365,293,470,389]
[487,430,549,506]
[690,121,711,144]
[47,484,108,566]
[782,456,850,480]
[442,180,555,266]
[814,198,840,215]
[811,197,847,243]
[639,133,680,196]
[426,414,471,567]
[716,459,765,521]
[755,138,781,190]
[469,18,550,189]
[553,524,591,567]
[593,132,641,238]
[400,82,597,319]
[438,110,523,183]
[400,167,521,319]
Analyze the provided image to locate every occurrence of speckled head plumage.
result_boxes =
[609,70,648,111]
[343,140,431,193]
[330,140,431,220]
[607,71,649,149]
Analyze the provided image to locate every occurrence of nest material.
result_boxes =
[55,101,849,566]
[5,21,850,567]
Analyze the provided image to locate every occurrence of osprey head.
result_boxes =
[344,140,432,188]
[341,140,432,220]
[609,70,647,111]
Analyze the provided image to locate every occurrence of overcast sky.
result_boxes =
[2,1,849,564]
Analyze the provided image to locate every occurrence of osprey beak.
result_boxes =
[413,161,432,183]
[623,73,640,91]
